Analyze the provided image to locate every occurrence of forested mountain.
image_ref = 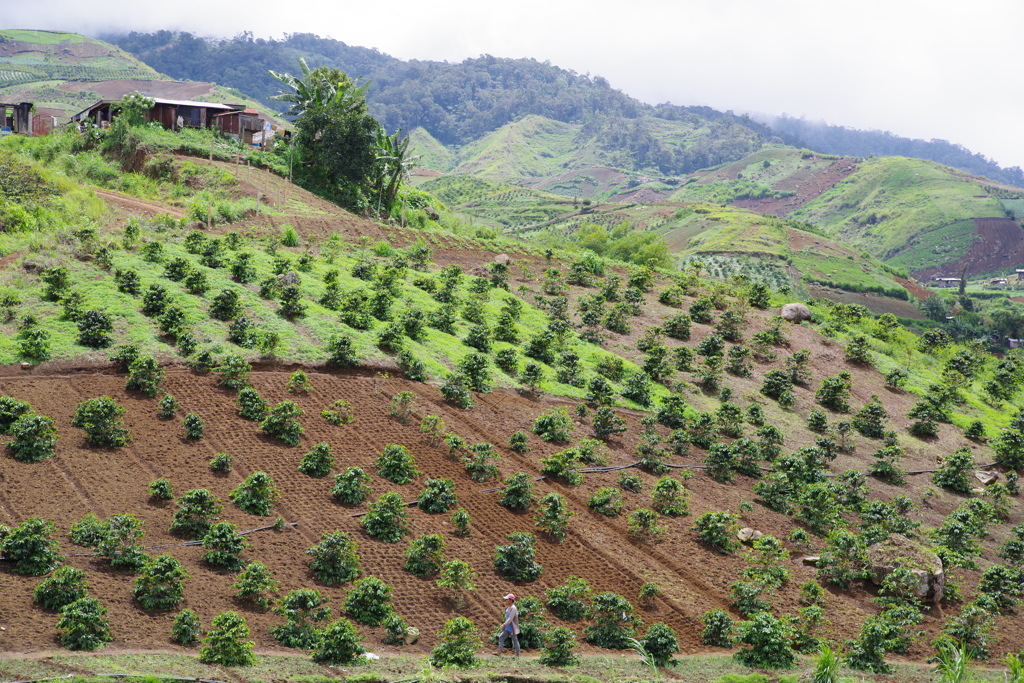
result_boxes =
[759,114,1024,187]
[101,31,776,174]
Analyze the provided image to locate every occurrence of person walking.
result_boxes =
[497,593,520,656]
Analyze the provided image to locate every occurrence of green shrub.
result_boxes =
[652,477,689,516]
[701,608,734,647]
[693,511,740,554]
[304,530,361,585]
[258,401,301,448]
[585,592,641,649]
[641,622,679,666]
[198,611,255,666]
[182,412,205,439]
[148,478,173,500]
[547,575,592,622]
[169,489,221,539]
[209,452,233,473]
[532,406,574,443]
[171,608,203,646]
[815,371,852,412]
[311,617,364,665]
[540,625,580,666]
[462,441,500,482]
[431,616,482,668]
[1,516,62,575]
[33,565,89,610]
[331,467,372,505]
[230,471,279,516]
[535,492,575,542]
[451,508,471,536]
[298,442,334,477]
[361,492,410,542]
[933,447,975,493]
[134,554,188,610]
[271,588,333,648]
[734,612,796,669]
[7,412,58,463]
[232,561,278,609]
[375,444,420,484]
[627,508,664,543]
[201,522,249,570]
[436,558,478,609]
[344,576,394,626]
[494,531,542,582]
[588,487,623,517]
[404,534,447,577]
[508,430,531,453]
[417,478,457,513]
[71,396,130,447]
[56,597,112,651]
[77,309,114,348]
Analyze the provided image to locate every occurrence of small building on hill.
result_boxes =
[73,98,236,130]
[930,276,962,288]
[214,108,265,144]
[0,102,33,135]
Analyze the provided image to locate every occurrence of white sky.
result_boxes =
[4,0,1023,170]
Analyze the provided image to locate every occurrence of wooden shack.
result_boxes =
[214,107,265,144]
[0,102,33,135]
[74,98,234,130]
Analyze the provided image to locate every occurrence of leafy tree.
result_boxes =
[306,530,362,584]
[76,313,113,350]
[298,442,334,476]
[134,554,188,610]
[585,592,641,649]
[170,489,222,539]
[734,612,796,669]
[202,522,249,570]
[815,371,852,412]
[641,622,680,666]
[361,492,410,542]
[418,478,457,513]
[209,288,244,321]
[157,393,178,420]
[33,565,89,610]
[331,467,372,505]
[816,529,866,588]
[232,561,278,609]
[56,597,112,651]
[375,443,420,484]
[404,534,447,577]
[215,353,252,390]
[7,412,58,463]
[171,609,203,646]
[259,400,304,446]
[271,588,333,648]
[692,511,740,554]
[500,472,535,511]
[344,576,394,625]
[198,611,255,666]
[493,531,543,582]
[547,575,592,622]
[210,452,233,474]
[436,558,477,609]
[321,399,354,426]
[1,516,62,575]
[933,447,975,493]
[311,617,364,665]
[182,412,205,439]
[627,508,664,543]
[326,334,360,366]
[431,616,482,669]
[230,471,279,516]
[588,487,623,517]
[71,396,130,447]
[451,508,471,537]
[593,407,627,440]
[535,492,575,542]
[540,626,580,666]
[652,477,689,516]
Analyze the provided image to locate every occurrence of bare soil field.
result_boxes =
[912,218,1024,280]
[732,160,860,217]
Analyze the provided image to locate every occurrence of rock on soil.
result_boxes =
[781,303,812,322]
[867,534,944,603]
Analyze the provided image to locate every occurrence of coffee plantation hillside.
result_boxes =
[2,122,1024,683]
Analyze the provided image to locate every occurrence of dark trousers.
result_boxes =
[498,628,520,655]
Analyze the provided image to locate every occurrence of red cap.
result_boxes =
[504,593,516,601]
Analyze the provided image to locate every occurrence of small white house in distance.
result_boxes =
[930,277,962,288]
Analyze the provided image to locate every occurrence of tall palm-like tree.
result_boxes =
[372,128,420,214]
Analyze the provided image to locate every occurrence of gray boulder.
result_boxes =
[781,303,812,323]
[867,534,944,603]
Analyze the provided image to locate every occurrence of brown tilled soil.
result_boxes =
[1,159,1021,666]
[912,218,1024,280]
[731,160,860,217]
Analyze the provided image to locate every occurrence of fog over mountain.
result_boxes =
[5,0,1023,171]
